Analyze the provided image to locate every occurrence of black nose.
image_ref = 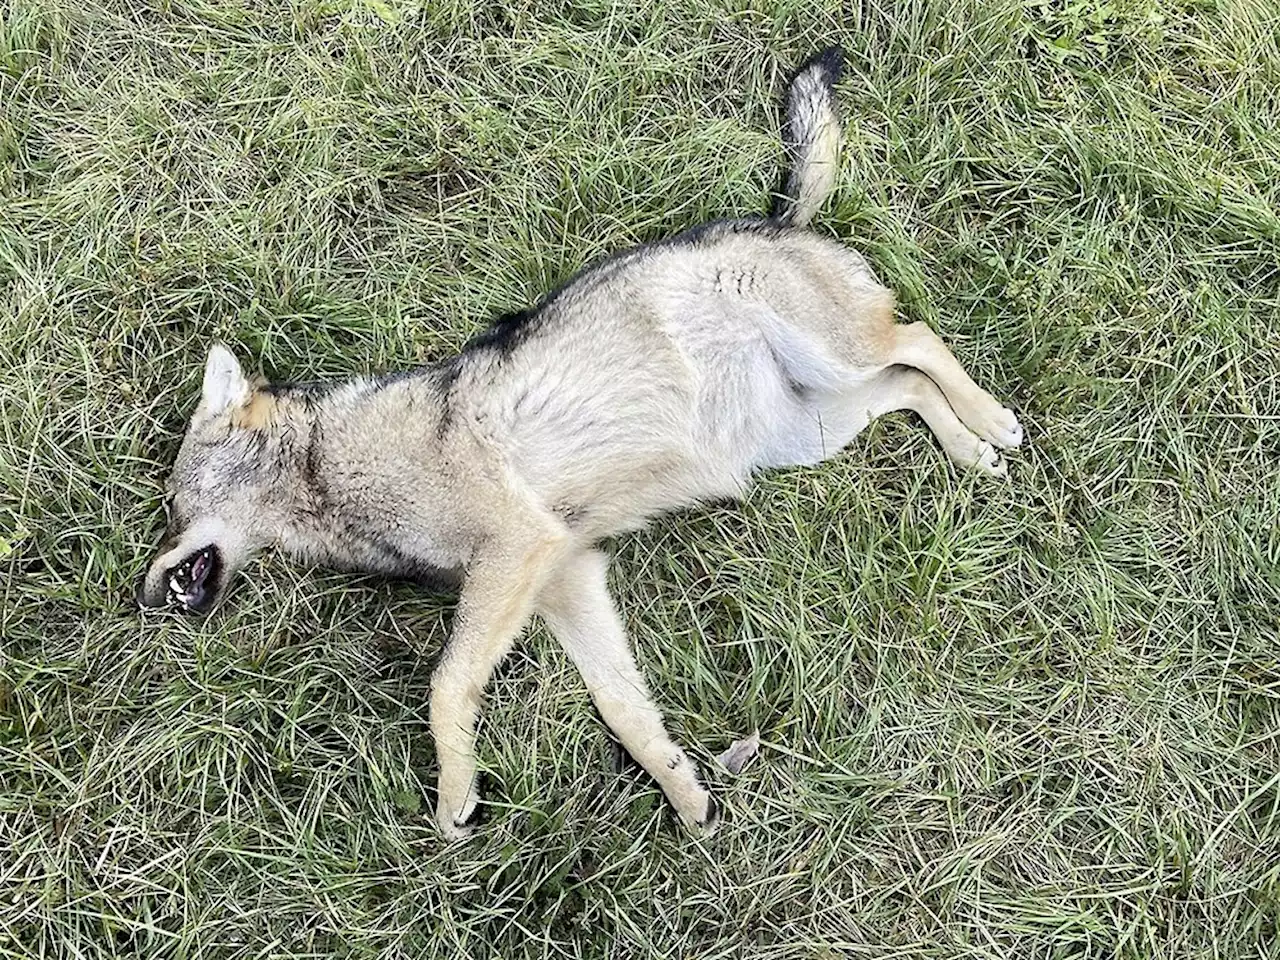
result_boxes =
[136,579,161,610]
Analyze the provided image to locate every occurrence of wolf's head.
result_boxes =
[137,345,300,615]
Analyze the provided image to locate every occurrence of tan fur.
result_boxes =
[865,288,901,358]
[228,390,278,430]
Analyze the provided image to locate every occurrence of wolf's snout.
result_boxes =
[137,544,223,615]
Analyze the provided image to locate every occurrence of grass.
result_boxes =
[2,0,1279,955]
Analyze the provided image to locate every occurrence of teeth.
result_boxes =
[164,549,216,610]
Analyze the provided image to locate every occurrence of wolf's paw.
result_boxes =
[677,790,720,839]
[973,440,1008,478]
[436,782,481,841]
[967,403,1023,449]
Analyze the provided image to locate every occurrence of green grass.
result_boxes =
[2,0,1279,955]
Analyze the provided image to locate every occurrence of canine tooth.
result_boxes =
[169,577,182,593]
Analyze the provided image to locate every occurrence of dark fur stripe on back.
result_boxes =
[461,218,789,361]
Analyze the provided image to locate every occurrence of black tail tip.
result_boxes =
[795,44,845,86]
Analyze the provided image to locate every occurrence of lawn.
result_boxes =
[2,0,1279,956]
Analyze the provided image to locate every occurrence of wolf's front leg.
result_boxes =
[537,549,718,836]
[430,522,568,839]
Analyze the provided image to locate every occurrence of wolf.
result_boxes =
[137,47,1023,839]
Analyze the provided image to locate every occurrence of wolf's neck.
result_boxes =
[276,364,465,579]
[311,364,453,455]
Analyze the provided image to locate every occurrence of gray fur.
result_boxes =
[138,51,1024,838]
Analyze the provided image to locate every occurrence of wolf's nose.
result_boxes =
[136,579,162,610]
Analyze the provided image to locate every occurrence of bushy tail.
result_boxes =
[771,46,845,228]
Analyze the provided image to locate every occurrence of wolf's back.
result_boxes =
[771,46,845,228]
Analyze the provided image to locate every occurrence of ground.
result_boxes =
[2,0,1278,957]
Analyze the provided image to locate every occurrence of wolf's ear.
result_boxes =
[199,344,251,416]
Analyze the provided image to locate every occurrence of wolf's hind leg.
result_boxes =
[537,550,717,836]
[430,519,569,839]
[883,322,1023,449]
[863,366,1010,475]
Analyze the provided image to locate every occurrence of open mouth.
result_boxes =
[165,545,222,613]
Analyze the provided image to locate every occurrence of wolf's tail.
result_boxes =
[770,46,845,228]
